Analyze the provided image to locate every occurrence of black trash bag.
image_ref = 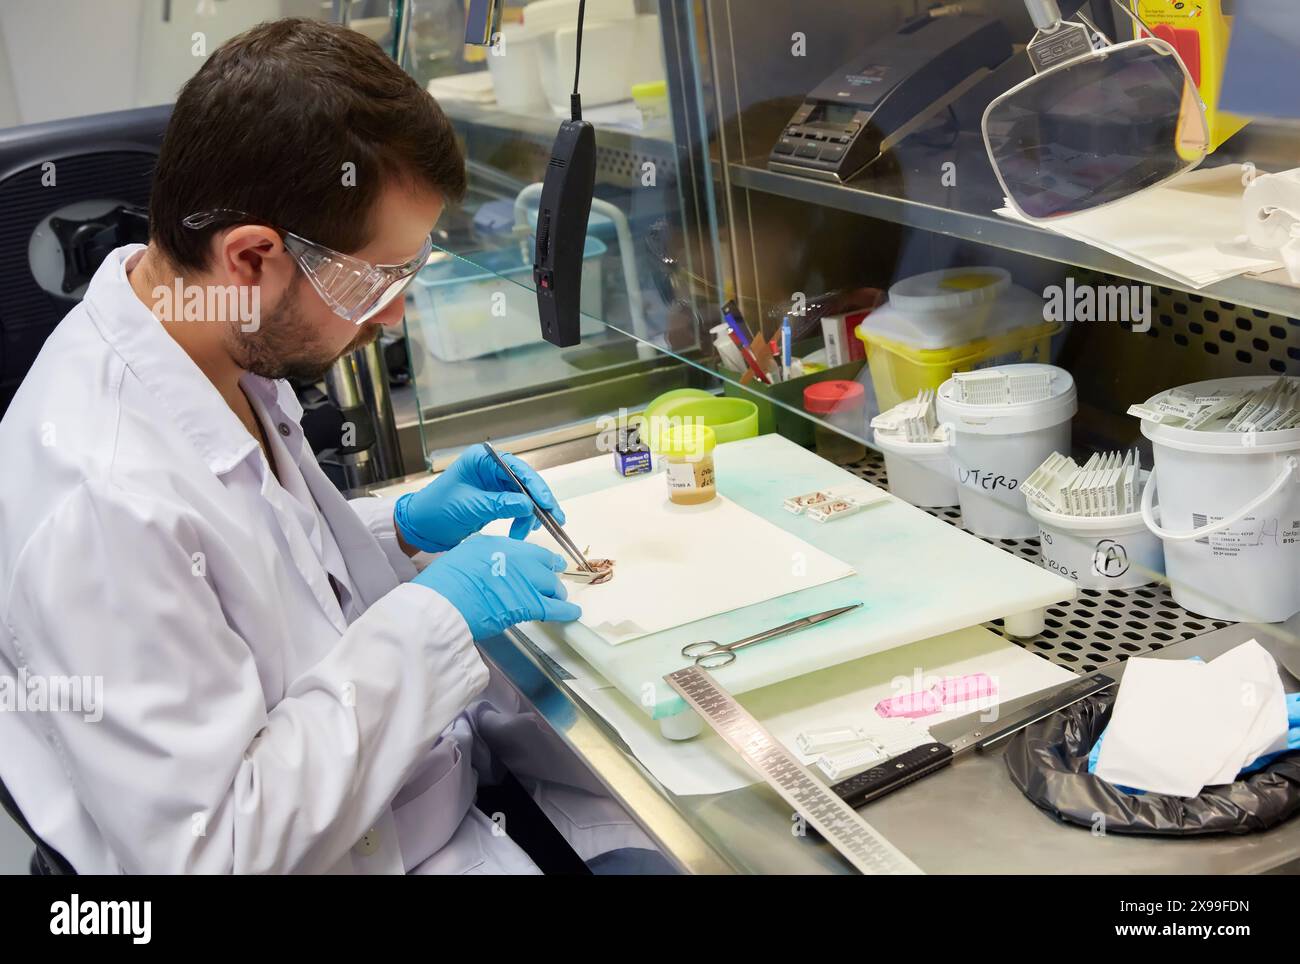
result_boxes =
[1004,690,1300,836]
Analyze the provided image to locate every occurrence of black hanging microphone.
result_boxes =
[533,0,596,348]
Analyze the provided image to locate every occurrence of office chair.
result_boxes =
[0,105,168,416]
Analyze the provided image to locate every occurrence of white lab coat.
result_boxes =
[0,245,650,874]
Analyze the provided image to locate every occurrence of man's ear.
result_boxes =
[217,225,287,286]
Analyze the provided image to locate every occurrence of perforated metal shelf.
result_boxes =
[847,451,1234,674]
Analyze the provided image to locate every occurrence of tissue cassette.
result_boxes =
[807,497,868,524]
[785,487,885,522]
[783,490,833,515]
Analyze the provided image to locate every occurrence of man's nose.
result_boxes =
[373,297,408,328]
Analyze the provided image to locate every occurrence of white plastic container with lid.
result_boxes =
[936,363,1077,538]
[486,22,548,113]
[854,267,1060,411]
[1137,376,1300,623]
[873,428,958,508]
[405,240,605,361]
[1027,473,1165,590]
[525,0,646,113]
[860,267,1048,349]
[524,0,637,35]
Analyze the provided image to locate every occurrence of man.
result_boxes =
[0,19,647,874]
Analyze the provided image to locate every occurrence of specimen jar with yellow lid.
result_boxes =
[654,423,717,505]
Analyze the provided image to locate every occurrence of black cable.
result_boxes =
[570,0,586,121]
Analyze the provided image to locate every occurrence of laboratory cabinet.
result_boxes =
[404,0,1300,873]
[7,0,1276,875]
[11,0,1300,879]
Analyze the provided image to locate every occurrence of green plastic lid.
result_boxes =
[654,423,716,458]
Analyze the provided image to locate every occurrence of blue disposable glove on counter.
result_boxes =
[414,534,581,640]
[1088,691,1300,794]
[395,444,566,553]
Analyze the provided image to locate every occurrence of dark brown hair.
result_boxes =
[150,17,466,271]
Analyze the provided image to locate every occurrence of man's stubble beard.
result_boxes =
[229,280,382,382]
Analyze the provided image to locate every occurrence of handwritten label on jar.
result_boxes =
[957,467,1019,492]
[666,459,714,491]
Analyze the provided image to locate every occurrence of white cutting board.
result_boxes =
[493,474,859,645]
[508,434,1076,720]
[560,624,1076,796]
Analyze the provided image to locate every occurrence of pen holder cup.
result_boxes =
[722,359,865,449]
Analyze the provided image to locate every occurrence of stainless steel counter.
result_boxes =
[380,431,1300,875]
[490,617,1300,875]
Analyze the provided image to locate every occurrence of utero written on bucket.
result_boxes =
[957,467,1019,491]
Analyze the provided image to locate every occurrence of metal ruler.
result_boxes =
[512,630,575,681]
[664,666,923,876]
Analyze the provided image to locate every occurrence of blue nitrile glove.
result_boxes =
[394,444,566,553]
[1240,693,1300,774]
[414,534,581,640]
[1088,691,1300,794]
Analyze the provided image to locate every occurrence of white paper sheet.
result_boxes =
[997,164,1283,289]
[1094,640,1289,797]
[564,625,1075,796]
[488,474,857,645]
[1203,642,1289,786]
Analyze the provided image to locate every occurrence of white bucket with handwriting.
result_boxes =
[1027,476,1164,590]
[936,364,1077,538]
[1137,376,1300,623]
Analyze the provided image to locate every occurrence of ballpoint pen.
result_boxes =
[721,300,771,385]
[781,315,792,382]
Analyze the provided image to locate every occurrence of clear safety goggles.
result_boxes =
[182,209,433,324]
[982,9,1209,222]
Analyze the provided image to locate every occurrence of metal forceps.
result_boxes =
[680,604,862,669]
[481,440,594,573]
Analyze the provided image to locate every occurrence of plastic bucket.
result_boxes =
[854,267,1060,411]
[936,364,1077,539]
[1027,478,1165,590]
[1137,377,1300,623]
[874,430,957,508]
[857,322,1060,412]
